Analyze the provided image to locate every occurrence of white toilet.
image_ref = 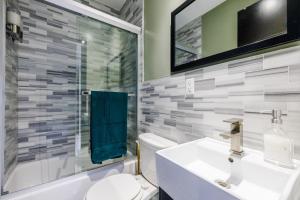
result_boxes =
[84,133,177,200]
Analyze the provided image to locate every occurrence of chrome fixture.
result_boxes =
[81,90,135,97]
[80,89,136,117]
[6,7,23,42]
[271,109,283,124]
[220,118,244,156]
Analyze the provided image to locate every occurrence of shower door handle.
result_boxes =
[81,90,91,154]
[81,90,90,117]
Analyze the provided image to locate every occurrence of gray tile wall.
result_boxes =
[120,0,143,27]
[16,0,81,162]
[4,38,18,182]
[140,46,300,159]
[4,0,19,183]
[74,0,143,27]
[120,34,138,154]
[4,0,139,164]
[176,16,202,65]
[74,0,120,17]
[3,0,140,191]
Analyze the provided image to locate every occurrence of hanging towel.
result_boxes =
[90,91,128,164]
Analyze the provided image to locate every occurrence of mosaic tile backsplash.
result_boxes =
[140,46,300,159]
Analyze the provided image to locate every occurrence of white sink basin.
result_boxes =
[156,138,300,200]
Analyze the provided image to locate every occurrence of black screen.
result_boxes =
[238,0,287,47]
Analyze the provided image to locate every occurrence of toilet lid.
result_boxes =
[86,174,142,200]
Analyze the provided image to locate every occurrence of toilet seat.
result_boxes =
[85,174,142,200]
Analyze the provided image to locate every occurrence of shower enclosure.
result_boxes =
[0,0,141,195]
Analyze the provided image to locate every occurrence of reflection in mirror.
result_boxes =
[174,0,288,66]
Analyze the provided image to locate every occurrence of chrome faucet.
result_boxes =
[220,118,243,156]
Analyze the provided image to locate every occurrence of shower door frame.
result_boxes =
[0,0,143,195]
[45,0,141,34]
[0,0,6,195]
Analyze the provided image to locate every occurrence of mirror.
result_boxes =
[171,0,300,73]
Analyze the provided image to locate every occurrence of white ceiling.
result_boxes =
[176,0,226,30]
[95,0,127,11]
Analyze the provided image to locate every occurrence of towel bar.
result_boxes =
[81,90,135,97]
[81,90,134,117]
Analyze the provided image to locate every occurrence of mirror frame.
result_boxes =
[171,0,300,73]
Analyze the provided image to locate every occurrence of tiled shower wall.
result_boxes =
[140,46,300,159]
[74,0,120,17]
[4,38,18,181]
[16,0,81,162]
[6,0,138,164]
[75,0,143,27]
[120,34,138,153]
[120,0,143,27]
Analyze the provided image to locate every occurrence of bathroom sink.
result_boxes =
[156,138,300,200]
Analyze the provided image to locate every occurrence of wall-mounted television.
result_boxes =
[238,0,287,47]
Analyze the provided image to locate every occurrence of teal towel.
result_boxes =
[90,91,128,164]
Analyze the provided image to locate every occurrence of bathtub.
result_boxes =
[4,147,131,193]
[4,156,76,193]
[2,158,137,200]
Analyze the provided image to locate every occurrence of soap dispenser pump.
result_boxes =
[264,110,294,168]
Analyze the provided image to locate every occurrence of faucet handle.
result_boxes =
[223,118,243,135]
[223,118,243,124]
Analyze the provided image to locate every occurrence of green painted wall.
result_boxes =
[202,0,259,57]
[144,0,185,81]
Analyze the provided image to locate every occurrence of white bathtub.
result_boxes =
[4,147,131,193]
[4,156,76,193]
[2,158,137,200]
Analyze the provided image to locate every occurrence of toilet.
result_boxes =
[84,133,177,200]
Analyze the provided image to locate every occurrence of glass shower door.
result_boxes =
[2,0,138,194]
[75,15,138,173]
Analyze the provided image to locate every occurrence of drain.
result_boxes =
[215,179,231,189]
[228,157,234,163]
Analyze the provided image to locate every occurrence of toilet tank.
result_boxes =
[139,133,177,186]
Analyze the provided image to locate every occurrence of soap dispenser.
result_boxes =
[264,110,294,168]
